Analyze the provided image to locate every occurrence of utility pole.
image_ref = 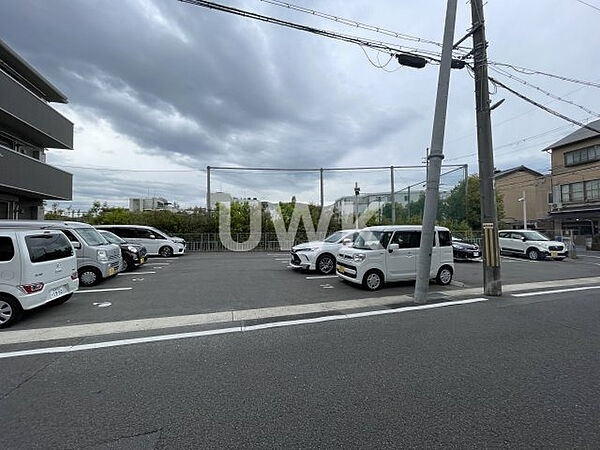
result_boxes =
[206,165,211,213]
[414,0,458,303]
[390,166,396,224]
[319,168,324,209]
[354,182,360,229]
[519,191,527,229]
[471,0,502,296]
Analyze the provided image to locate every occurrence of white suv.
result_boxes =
[0,229,79,328]
[499,230,568,261]
[337,225,455,290]
[290,229,359,274]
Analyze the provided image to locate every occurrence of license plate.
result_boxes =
[551,251,558,258]
[108,267,117,276]
[140,257,146,264]
[338,265,345,274]
[50,286,67,299]
[473,252,480,257]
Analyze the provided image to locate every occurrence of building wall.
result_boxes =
[495,171,551,228]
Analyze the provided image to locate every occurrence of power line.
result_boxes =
[488,61,600,89]
[573,0,600,14]
[178,0,444,60]
[57,165,204,173]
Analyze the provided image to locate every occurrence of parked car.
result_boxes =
[98,230,148,271]
[96,225,185,257]
[336,225,454,291]
[0,221,122,287]
[290,229,359,274]
[0,228,79,328]
[499,230,568,261]
[452,237,481,261]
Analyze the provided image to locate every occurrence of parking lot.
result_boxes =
[4,250,600,335]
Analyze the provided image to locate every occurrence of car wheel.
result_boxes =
[122,258,131,272]
[362,269,383,291]
[527,248,540,261]
[317,254,335,275]
[0,295,23,329]
[79,267,101,287]
[50,293,73,306]
[436,266,453,286]
[159,246,173,258]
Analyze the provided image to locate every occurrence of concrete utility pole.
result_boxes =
[206,166,211,212]
[414,0,458,303]
[319,168,324,209]
[471,0,502,296]
[390,166,396,224]
[354,182,360,229]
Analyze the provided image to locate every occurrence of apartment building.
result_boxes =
[0,38,73,219]
[544,119,600,237]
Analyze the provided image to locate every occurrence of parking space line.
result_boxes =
[580,255,600,259]
[146,262,170,265]
[274,258,289,261]
[0,298,488,360]
[306,275,338,280]
[75,287,133,294]
[501,256,536,263]
[512,285,600,297]
[117,271,157,276]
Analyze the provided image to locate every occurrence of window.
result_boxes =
[560,179,600,203]
[25,234,73,263]
[75,228,108,246]
[548,191,553,204]
[354,231,392,250]
[564,145,600,167]
[572,182,584,201]
[438,230,452,247]
[109,227,136,239]
[499,232,509,238]
[510,232,523,240]
[586,180,600,200]
[61,229,79,243]
[561,184,570,203]
[390,231,421,248]
[0,237,15,262]
[136,228,157,239]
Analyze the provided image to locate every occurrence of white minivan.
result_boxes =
[336,225,455,290]
[0,229,79,328]
[96,225,186,257]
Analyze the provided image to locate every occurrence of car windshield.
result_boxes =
[75,228,109,246]
[324,231,344,243]
[523,231,549,241]
[354,231,391,250]
[100,231,125,244]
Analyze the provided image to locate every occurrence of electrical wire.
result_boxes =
[488,61,600,89]
[57,165,204,173]
[573,0,600,14]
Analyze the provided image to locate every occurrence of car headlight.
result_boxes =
[127,246,138,253]
[97,250,108,262]
[353,253,366,262]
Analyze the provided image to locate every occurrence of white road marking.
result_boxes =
[146,263,170,266]
[320,284,334,289]
[306,275,338,280]
[580,255,600,259]
[0,298,488,359]
[118,271,156,276]
[92,302,112,308]
[512,285,600,297]
[274,258,289,261]
[131,278,145,282]
[501,256,536,263]
[75,287,133,294]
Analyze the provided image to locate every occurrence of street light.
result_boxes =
[518,191,527,230]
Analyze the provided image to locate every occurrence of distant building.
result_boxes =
[209,192,232,209]
[333,189,447,218]
[129,197,177,212]
[0,38,73,219]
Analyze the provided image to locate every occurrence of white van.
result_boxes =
[96,225,186,257]
[0,229,79,328]
[0,221,122,286]
[336,225,455,290]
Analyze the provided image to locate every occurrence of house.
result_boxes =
[543,119,600,238]
[0,38,73,219]
[494,166,552,230]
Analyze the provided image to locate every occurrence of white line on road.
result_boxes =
[75,287,133,294]
[117,271,157,276]
[306,275,338,280]
[0,298,488,359]
[274,258,289,261]
[146,263,170,266]
[501,256,536,263]
[580,255,600,259]
[512,285,600,297]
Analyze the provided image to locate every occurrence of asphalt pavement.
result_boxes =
[1,285,599,448]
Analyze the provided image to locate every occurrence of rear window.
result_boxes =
[0,237,15,262]
[25,234,74,263]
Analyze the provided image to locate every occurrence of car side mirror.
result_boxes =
[521,237,527,242]
[73,242,82,249]
[388,243,399,253]
[148,234,156,239]
[343,238,352,245]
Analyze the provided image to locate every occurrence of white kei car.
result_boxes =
[498,230,568,261]
[290,229,359,274]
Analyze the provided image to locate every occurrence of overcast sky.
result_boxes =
[2,0,600,210]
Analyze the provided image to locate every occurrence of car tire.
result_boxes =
[122,258,131,272]
[362,269,383,291]
[316,254,335,275]
[50,293,73,306]
[436,266,453,286]
[526,248,540,261]
[79,267,102,287]
[159,246,173,258]
[0,295,23,329]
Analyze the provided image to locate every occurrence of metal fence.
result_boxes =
[179,233,295,252]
